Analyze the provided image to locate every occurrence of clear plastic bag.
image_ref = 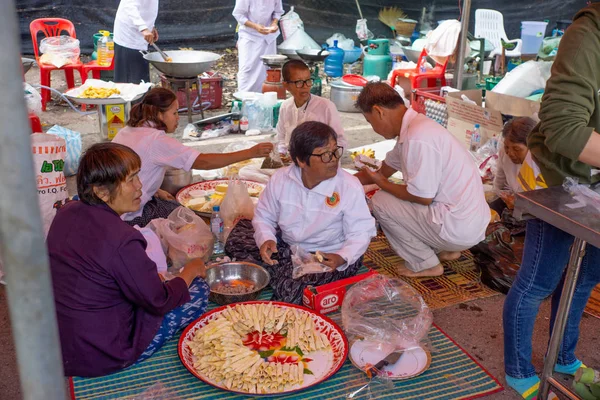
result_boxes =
[290,245,332,279]
[46,125,82,176]
[24,83,42,116]
[156,207,214,269]
[356,19,374,41]
[220,178,255,241]
[39,35,80,68]
[341,275,433,350]
[563,177,600,211]
[134,223,168,275]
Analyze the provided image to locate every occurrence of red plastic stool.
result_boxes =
[390,49,448,90]
[29,112,42,133]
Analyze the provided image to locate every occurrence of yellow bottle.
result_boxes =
[97,30,114,67]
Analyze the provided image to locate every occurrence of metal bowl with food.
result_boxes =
[206,262,270,305]
[142,50,221,78]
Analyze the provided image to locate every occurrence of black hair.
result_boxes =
[355,82,404,113]
[282,59,310,82]
[289,121,337,167]
[128,87,177,131]
[502,117,538,145]
[77,143,141,205]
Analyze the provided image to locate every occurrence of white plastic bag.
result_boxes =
[31,133,69,238]
[39,35,80,68]
[157,207,214,269]
[356,19,374,41]
[278,28,320,51]
[491,61,553,98]
[290,245,332,279]
[47,125,82,177]
[24,83,42,117]
[425,19,461,64]
[220,178,255,242]
[135,223,168,275]
[280,6,304,41]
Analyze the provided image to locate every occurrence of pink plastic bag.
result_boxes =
[220,178,255,241]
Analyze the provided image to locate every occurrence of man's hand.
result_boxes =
[250,142,274,158]
[156,188,175,201]
[260,240,278,265]
[319,253,345,271]
[142,29,154,44]
[152,27,159,42]
[360,166,387,187]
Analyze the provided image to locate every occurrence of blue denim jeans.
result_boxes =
[503,219,600,379]
[137,278,209,362]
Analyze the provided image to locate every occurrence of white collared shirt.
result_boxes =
[493,141,523,194]
[252,165,376,270]
[276,95,347,154]
[384,108,489,246]
[113,0,159,51]
[233,0,284,44]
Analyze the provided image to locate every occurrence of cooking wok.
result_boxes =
[142,50,221,78]
[296,48,330,63]
[277,47,303,60]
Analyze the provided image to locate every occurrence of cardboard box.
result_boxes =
[445,90,540,148]
[302,270,378,315]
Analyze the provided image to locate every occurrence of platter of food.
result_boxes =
[178,301,348,396]
[176,179,265,217]
[64,79,152,105]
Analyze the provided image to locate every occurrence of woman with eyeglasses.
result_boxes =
[276,60,347,156]
[225,121,376,304]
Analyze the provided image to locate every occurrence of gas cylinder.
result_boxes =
[363,39,392,80]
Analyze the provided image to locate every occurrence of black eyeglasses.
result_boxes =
[285,78,314,88]
[311,146,344,163]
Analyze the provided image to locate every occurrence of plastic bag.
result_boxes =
[157,207,213,269]
[39,35,80,68]
[24,83,42,116]
[424,19,461,64]
[491,61,553,98]
[326,33,355,50]
[46,125,82,176]
[280,6,304,41]
[220,178,255,242]
[290,245,332,279]
[134,224,168,275]
[563,177,600,211]
[278,28,320,51]
[356,19,374,41]
[342,275,433,350]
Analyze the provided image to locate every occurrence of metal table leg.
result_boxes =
[539,237,587,399]
[185,80,193,124]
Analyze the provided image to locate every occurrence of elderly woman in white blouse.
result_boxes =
[225,121,377,304]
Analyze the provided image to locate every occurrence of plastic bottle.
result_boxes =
[324,40,344,78]
[210,206,224,253]
[97,30,114,67]
[489,133,499,152]
[470,124,481,152]
[240,115,249,133]
[231,102,241,133]
[419,56,427,73]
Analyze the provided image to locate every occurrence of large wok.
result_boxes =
[142,50,221,78]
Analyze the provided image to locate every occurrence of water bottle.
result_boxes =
[470,124,481,152]
[231,102,241,133]
[210,206,224,253]
[419,56,427,73]
[97,30,114,67]
[489,134,499,152]
[324,40,344,78]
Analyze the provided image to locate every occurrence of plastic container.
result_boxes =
[324,40,344,78]
[470,124,481,152]
[521,21,548,54]
[97,30,114,67]
[210,206,224,254]
[231,102,241,133]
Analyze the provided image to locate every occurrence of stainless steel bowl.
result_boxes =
[205,262,270,305]
[142,50,221,78]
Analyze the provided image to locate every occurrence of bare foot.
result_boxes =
[396,263,445,278]
[438,251,462,262]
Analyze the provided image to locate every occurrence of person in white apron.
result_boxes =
[233,0,284,93]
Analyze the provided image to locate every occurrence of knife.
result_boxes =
[365,350,404,377]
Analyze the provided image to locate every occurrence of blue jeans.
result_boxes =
[503,219,600,378]
[137,278,210,362]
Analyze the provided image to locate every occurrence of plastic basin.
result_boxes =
[343,47,362,64]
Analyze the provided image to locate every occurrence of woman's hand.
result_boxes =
[156,188,175,201]
[179,258,207,286]
[250,142,274,158]
[152,28,159,42]
[257,25,273,35]
[142,29,154,44]
[319,253,345,271]
[260,240,278,265]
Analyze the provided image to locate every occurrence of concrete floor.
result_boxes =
[1,66,599,399]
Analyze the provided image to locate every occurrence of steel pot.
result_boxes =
[161,167,192,197]
[329,80,363,113]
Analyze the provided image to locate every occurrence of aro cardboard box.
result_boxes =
[302,270,378,315]
[445,90,540,148]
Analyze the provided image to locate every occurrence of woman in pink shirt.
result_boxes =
[113,88,273,226]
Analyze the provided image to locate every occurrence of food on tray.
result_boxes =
[212,280,256,295]
[354,154,382,172]
[350,148,375,161]
[80,86,121,99]
[185,183,263,213]
[187,303,331,394]
[315,251,325,263]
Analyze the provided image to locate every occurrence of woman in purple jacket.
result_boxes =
[47,143,209,377]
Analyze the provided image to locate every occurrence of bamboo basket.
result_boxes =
[395,19,417,37]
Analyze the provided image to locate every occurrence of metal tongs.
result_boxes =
[151,43,172,62]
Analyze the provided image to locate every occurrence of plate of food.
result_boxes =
[349,339,431,380]
[179,301,348,396]
[176,179,265,217]
[64,79,152,105]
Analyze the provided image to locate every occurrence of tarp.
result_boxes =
[18,0,590,55]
